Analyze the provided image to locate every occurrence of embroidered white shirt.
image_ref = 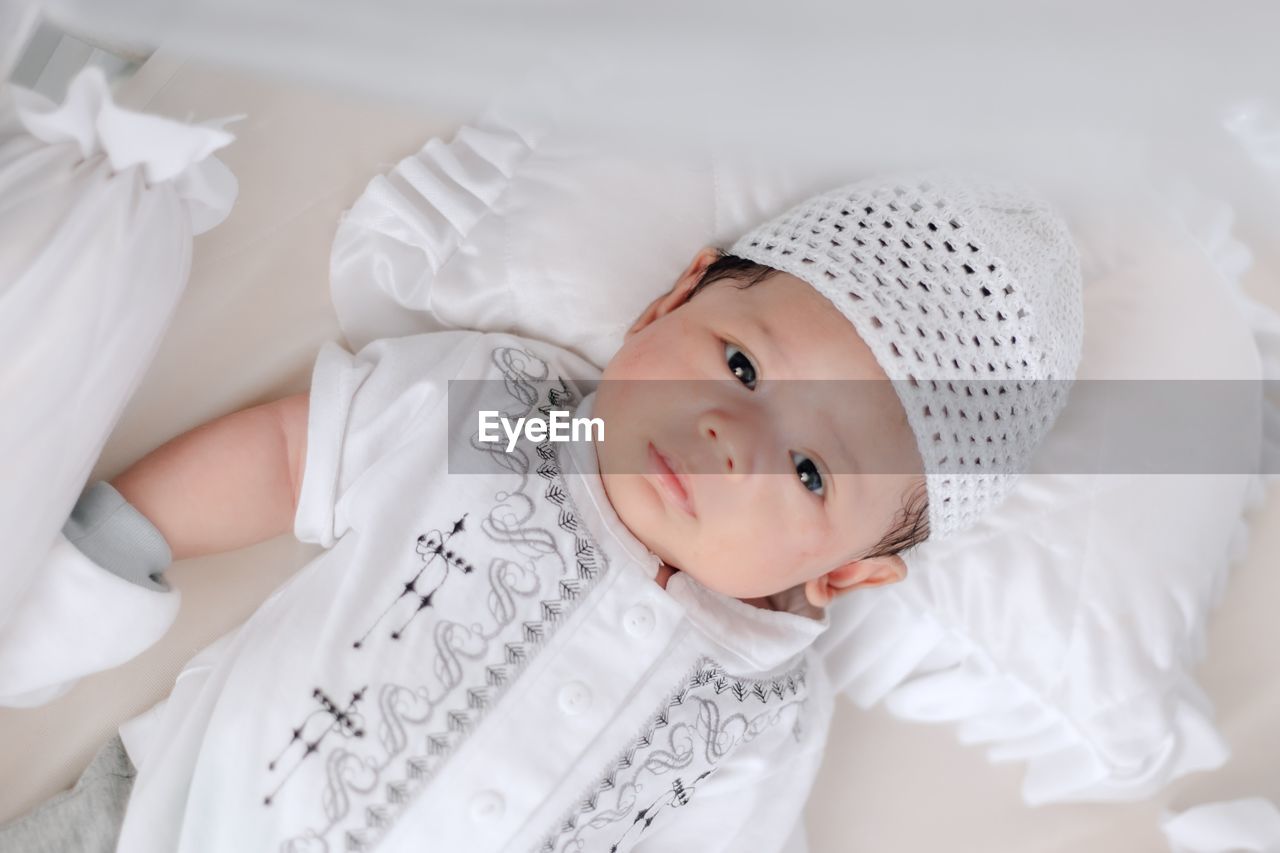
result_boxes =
[116,331,834,853]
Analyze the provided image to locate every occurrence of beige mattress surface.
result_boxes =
[1,53,1277,852]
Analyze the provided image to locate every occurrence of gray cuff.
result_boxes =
[62,482,173,592]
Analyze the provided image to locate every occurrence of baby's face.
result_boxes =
[595,249,924,607]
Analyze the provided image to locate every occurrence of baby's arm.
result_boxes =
[0,394,310,707]
[112,393,310,560]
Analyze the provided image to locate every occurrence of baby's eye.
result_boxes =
[724,343,757,389]
[792,452,825,497]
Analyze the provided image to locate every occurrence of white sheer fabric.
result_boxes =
[0,68,236,660]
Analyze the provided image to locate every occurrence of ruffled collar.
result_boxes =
[559,393,829,672]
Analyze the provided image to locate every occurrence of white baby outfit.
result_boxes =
[114,331,834,853]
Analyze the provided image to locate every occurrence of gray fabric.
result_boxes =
[0,735,135,853]
[63,482,171,592]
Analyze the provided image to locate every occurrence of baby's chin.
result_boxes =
[599,475,793,600]
[656,552,790,601]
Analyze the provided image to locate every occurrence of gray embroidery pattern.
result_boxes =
[278,346,608,852]
[536,658,809,853]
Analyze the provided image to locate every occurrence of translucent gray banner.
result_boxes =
[447,379,1276,475]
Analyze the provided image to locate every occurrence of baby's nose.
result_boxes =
[698,411,751,475]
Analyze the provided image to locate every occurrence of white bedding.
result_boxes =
[1,52,1277,852]
[325,98,1275,810]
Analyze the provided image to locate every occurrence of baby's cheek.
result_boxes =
[690,540,760,594]
[780,514,833,565]
[629,319,703,380]
[619,327,676,375]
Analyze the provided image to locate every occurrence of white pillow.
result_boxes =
[329,111,1278,803]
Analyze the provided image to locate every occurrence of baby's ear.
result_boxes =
[626,247,721,338]
[804,555,907,609]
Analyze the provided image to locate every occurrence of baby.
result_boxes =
[1,176,1082,853]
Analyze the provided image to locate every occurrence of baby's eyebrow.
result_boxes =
[741,316,790,374]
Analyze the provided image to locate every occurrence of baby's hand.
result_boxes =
[112,393,310,560]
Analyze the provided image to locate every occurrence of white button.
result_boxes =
[470,790,505,823]
[623,604,655,638]
[557,680,593,715]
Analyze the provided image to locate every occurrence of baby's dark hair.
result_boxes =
[690,251,932,560]
[861,480,930,561]
[688,252,780,300]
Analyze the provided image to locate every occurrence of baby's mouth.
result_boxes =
[647,443,696,518]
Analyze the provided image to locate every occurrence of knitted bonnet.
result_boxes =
[730,175,1084,538]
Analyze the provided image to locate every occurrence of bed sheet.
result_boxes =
[0,52,1277,853]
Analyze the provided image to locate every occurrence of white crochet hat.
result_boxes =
[731,175,1084,538]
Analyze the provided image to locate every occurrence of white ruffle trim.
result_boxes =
[820,588,1233,805]
[1165,180,1280,542]
[331,115,541,350]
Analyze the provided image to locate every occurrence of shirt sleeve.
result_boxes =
[625,719,828,853]
[294,331,486,547]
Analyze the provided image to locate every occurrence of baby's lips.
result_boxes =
[648,443,697,518]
